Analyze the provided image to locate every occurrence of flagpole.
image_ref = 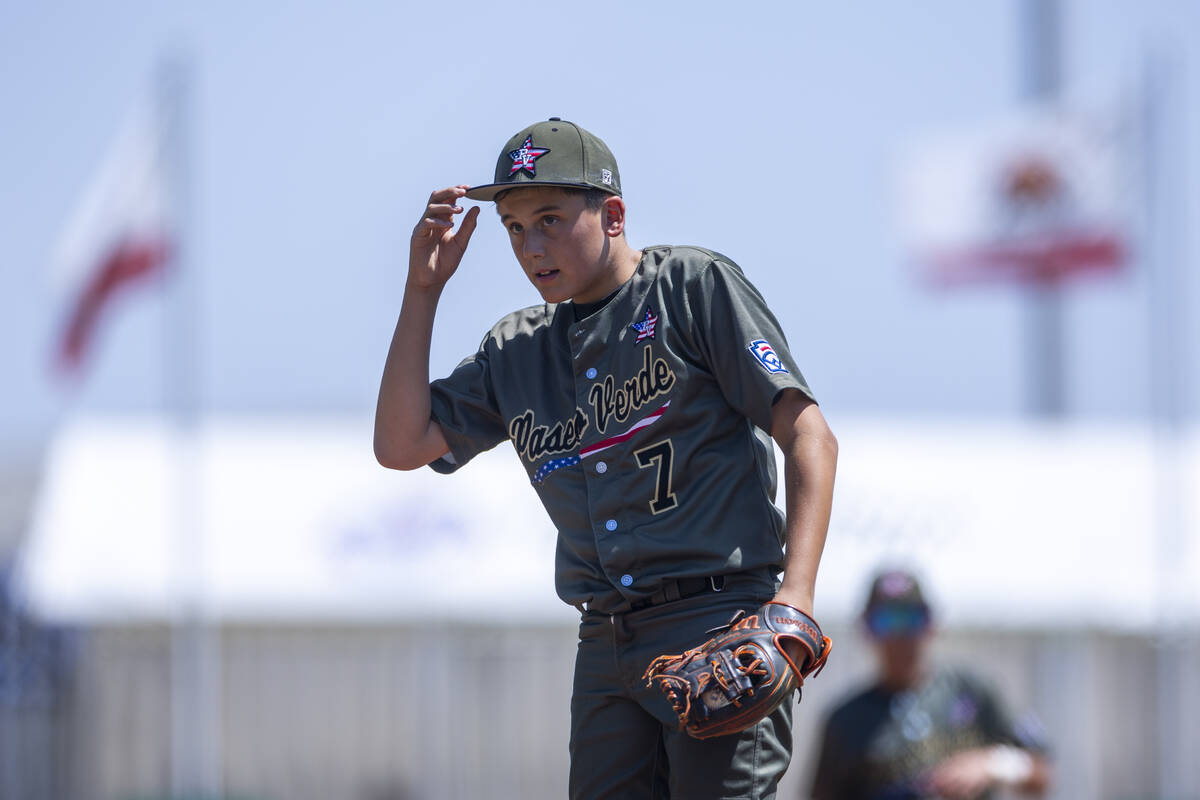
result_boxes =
[1141,45,1189,800]
[159,49,222,798]
[1021,0,1065,418]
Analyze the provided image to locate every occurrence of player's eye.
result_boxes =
[507,222,524,234]
[540,216,558,228]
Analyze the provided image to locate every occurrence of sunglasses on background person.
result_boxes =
[864,605,931,638]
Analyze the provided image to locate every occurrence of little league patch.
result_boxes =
[747,339,788,374]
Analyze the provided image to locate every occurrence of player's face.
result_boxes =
[496,187,620,304]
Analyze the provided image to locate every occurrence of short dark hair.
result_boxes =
[572,186,611,210]
[494,185,612,210]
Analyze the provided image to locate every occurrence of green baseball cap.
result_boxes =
[465,117,622,202]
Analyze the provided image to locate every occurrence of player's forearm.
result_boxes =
[770,392,837,615]
[373,281,450,470]
[927,745,1050,797]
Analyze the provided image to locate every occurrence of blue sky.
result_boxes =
[1,0,1196,460]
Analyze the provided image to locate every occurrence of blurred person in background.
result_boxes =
[809,569,1051,800]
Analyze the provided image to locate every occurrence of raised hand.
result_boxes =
[409,185,481,290]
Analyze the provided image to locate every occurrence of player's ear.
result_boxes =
[602,196,627,238]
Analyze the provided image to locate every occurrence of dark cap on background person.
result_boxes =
[862,568,932,638]
[465,118,622,202]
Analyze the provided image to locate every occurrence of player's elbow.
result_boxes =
[803,404,838,462]
[373,434,425,471]
[374,440,404,470]
[775,396,838,465]
[820,424,838,461]
[806,425,838,478]
[375,417,450,471]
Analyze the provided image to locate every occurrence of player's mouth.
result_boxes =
[533,268,560,282]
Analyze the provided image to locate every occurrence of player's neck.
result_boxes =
[610,239,642,286]
[572,239,642,304]
[880,663,929,693]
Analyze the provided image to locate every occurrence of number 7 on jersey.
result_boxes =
[634,439,678,514]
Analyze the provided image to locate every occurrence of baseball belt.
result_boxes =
[629,575,726,611]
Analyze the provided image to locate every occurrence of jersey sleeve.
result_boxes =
[686,255,815,432]
[427,334,509,474]
[962,671,1052,754]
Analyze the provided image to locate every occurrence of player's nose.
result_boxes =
[522,229,545,259]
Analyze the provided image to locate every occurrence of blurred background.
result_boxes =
[1,1,1198,798]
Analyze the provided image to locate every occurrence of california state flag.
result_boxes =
[897,108,1130,286]
[52,102,173,373]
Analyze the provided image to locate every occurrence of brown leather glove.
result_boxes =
[642,601,831,739]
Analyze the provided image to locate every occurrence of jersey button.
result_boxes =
[586,367,598,379]
[620,574,634,587]
[596,461,607,474]
[605,519,618,531]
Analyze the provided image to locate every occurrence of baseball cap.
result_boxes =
[465,118,622,202]
[862,569,932,638]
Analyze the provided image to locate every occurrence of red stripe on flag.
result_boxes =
[56,237,171,372]
[924,232,1126,288]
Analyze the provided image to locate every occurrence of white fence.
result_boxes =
[32,620,1200,800]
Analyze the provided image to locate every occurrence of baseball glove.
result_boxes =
[642,601,831,740]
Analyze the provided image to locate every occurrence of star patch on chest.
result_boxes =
[747,338,788,374]
[508,136,551,177]
[631,307,658,342]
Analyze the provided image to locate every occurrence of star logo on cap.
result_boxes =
[508,136,551,177]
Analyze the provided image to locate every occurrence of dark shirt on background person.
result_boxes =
[810,569,1051,800]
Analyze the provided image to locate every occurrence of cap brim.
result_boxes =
[465,181,618,202]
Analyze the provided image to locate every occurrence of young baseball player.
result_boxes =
[375,118,837,800]
[810,569,1052,799]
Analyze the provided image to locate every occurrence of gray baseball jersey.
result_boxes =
[428,245,815,614]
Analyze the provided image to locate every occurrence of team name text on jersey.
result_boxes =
[509,407,589,463]
[588,346,676,434]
